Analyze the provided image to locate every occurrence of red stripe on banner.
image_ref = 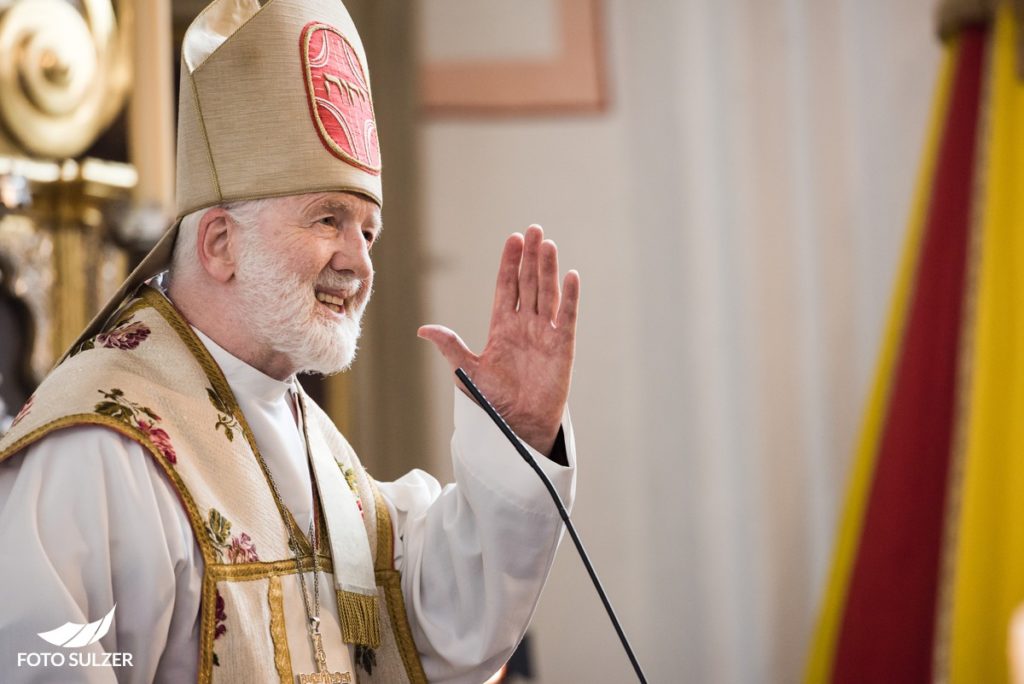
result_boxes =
[832,27,986,683]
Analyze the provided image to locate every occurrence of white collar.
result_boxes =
[191,327,296,405]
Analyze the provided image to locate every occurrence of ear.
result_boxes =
[196,208,238,283]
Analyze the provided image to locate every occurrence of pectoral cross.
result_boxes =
[297,630,351,684]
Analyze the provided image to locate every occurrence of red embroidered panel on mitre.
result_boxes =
[301,22,382,175]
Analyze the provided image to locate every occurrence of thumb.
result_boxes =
[417,324,475,371]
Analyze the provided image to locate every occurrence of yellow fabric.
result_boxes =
[268,575,294,684]
[946,7,1024,682]
[803,39,962,683]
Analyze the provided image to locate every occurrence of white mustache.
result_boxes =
[315,273,362,298]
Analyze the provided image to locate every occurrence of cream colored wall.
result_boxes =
[419,114,643,678]
[417,0,940,681]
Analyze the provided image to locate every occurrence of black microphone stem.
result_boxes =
[455,368,649,684]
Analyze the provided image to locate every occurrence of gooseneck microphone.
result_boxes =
[455,368,649,684]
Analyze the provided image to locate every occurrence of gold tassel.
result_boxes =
[337,590,381,649]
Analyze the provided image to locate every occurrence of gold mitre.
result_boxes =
[177,0,382,215]
[69,0,382,355]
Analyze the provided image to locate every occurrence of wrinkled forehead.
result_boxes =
[280,191,383,226]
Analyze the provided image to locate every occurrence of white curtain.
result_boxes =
[417,0,941,681]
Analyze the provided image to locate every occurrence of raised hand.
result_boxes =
[418,225,580,457]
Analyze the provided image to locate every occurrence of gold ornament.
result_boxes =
[0,0,131,159]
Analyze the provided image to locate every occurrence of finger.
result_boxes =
[555,270,580,332]
[519,225,543,314]
[1012,605,1024,684]
[417,325,476,371]
[537,239,559,322]
[491,233,523,319]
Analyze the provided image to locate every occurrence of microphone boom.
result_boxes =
[455,368,649,684]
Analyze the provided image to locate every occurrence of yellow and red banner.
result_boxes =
[808,5,1024,682]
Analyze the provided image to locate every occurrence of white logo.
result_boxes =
[15,605,133,669]
[37,605,116,648]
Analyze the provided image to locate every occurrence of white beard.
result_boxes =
[233,231,367,376]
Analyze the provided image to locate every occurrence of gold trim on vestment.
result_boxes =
[268,575,294,684]
[111,299,148,327]
[210,555,335,582]
[0,414,213,566]
[376,569,428,684]
[372,482,393,572]
[199,574,218,684]
[371,484,427,683]
[141,287,314,552]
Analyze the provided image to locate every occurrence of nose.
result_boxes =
[328,224,373,282]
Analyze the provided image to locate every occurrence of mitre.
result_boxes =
[69,0,382,354]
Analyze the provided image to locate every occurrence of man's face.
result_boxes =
[232,191,381,376]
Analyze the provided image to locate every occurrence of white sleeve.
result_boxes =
[0,426,202,683]
[376,390,577,684]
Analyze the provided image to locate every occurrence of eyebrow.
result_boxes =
[307,198,384,234]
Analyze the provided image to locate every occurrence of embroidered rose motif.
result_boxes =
[215,591,227,639]
[74,317,151,356]
[206,508,259,564]
[339,463,364,517]
[96,320,151,350]
[206,388,240,442]
[9,395,34,429]
[227,533,259,564]
[94,389,177,464]
[213,589,227,667]
[135,418,178,465]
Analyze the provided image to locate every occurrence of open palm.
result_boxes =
[418,225,580,456]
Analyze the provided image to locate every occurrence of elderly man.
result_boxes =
[0,0,578,682]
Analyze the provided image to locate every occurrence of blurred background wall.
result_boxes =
[414,1,941,682]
